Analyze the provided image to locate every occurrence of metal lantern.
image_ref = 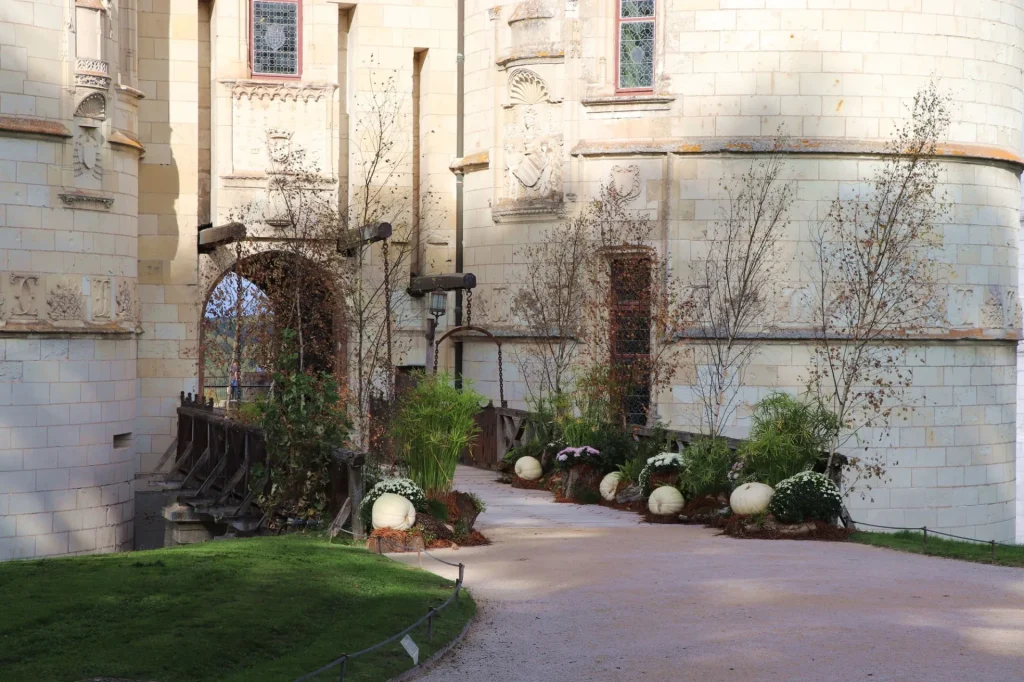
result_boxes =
[428,289,447,320]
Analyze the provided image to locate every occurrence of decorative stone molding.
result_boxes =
[76,57,108,75]
[109,129,146,155]
[580,94,675,112]
[607,164,641,203]
[0,115,72,139]
[449,150,490,174]
[223,79,337,103]
[570,137,1024,170]
[496,48,565,68]
[75,68,111,90]
[492,199,565,222]
[73,128,104,180]
[47,281,85,321]
[59,190,114,210]
[488,5,502,20]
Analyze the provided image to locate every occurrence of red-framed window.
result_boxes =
[616,0,655,92]
[250,0,302,78]
[610,257,652,425]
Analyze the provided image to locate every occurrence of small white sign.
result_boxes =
[401,634,420,665]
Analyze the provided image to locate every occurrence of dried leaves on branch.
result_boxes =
[809,82,950,493]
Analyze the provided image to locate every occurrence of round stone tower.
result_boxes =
[0,0,143,558]
[459,0,1024,540]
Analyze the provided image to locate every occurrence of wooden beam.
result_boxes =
[198,221,246,254]
[337,221,392,255]
[408,273,477,296]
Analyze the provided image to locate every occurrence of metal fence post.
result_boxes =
[991,539,996,563]
[427,608,434,641]
[922,526,927,551]
[338,655,347,681]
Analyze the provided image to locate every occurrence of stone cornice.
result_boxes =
[59,190,114,210]
[571,136,1024,169]
[109,129,146,155]
[449,150,489,174]
[0,115,72,140]
[222,79,338,102]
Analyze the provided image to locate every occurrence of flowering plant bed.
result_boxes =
[554,445,601,470]
[638,452,683,495]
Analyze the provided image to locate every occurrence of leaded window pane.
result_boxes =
[619,21,654,89]
[620,0,654,18]
[253,1,299,76]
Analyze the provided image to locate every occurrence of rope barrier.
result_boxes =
[850,519,1019,548]
[293,533,467,682]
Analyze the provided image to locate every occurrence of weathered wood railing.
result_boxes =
[464,403,718,469]
[161,392,366,538]
[465,403,840,479]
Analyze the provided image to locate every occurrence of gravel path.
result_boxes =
[394,466,1024,682]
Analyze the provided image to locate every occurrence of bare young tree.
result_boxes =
[688,141,794,439]
[510,211,592,399]
[809,82,950,489]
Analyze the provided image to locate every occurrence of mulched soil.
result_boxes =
[511,476,547,490]
[642,511,682,524]
[721,514,852,541]
[423,530,492,550]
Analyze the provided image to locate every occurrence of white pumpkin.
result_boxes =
[371,493,417,531]
[514,455,542,481]
[648,486,685,516]
[599,472,622,501]
[729,482,774,516]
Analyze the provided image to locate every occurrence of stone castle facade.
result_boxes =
[1,0,1022,558]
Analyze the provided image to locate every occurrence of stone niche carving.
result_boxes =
[498,69,563,214]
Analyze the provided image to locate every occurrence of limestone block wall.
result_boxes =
[1,0,142,559]
[458,0,1024,541]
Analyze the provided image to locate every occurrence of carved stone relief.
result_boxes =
[9,274,40,319]
[74,92,106,119]
[73,126,104,181]
[980,286,1003,328]
[225,80,336,175]
[778,285,812,325]
[948,286,980,328]
[500,70,563,209]
[91,276,112,320]
[47,280,84,321]
[608,164,641,203]
[116,279,137,322]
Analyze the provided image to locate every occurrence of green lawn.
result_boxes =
[0,536,474,682]
[852,530,1024,568]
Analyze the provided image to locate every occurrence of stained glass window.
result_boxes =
[618,0,654,90]
[252,1,299,77]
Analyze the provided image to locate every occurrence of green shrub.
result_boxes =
[359,478,428,528]
[616,457,645,485]
[257,330,350,520]
[426,498,449,522]
[392,372,485,496]
[679,437,735,498]
[739,392,839,487]
[768,471,843,523]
